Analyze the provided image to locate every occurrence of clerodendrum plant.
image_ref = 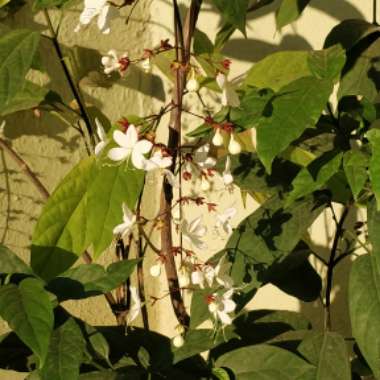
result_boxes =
[1,0,380,378]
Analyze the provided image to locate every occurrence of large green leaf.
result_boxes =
[298,332,351,380]
[324,19,380,50]
[343,150,369,201]
[215,344,315,380]
[41,318,85,380]
[31,157,144,280]
[307,45,346,81]
[211,0,248,35]
[285,151,343,206]
[276,0,311,30]
[349,254,380,380]
[47,259,139,301]
[193,28,214,55]
[0,244,33,275]
[0,81,48,116]
[230,87,274,129]
[367,129,380,209]
[0,278,53,367]
[256,76,333,172]
[0,29,40,108]
[244,51,311,91]
[338,36,380,102]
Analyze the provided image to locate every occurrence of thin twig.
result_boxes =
[43,9,95,148]
[325,204,350,330]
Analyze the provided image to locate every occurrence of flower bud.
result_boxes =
[201,177,211,191]
[172,335,185,348]
[212,128,224,147]
[178,268,191,288]
[186,77,200,93]
[141,57,151,73]
[150,264,161,277]
[228,133,242,155]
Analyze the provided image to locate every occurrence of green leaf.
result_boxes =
[190,289,211,329]
[367,128,380,209]
[256,76,333,172]
[244,51,311,91]
[83,324,110,364]
[0,278,54,367]
[0,81,48,116]
[31,157,144,280]
[211,0,248,35]
[47,259,139,301]
[193,29,214,55]
[276,0,311,30]
[307,45,346,81]
[324,19,380,50]
[0,29,40,109]
[349,254,380,380]
[286,151,343,206]
[212,368,230,380]
[41,318,85,380]
[264,243,322,301]
[226,195,324,267]
[338,37,380,102]
[298,332,351,380]
[343,150,369,201]
[0,244,33,275]
[215,344,315,380]
[230,87,274,129]
[214,22,236,51]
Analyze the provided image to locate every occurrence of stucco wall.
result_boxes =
[0,0,374,378]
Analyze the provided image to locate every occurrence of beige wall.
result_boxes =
[0,0,374,377]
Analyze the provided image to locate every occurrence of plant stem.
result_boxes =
[42,9,95,148]
[158,0,202,328]
[324,204,350,330]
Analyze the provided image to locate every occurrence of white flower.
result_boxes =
[74,0,117,34]
[108,125,153,169]
[181,216,207,251]
[193,144,217,170]
[113,203,136,237]
[141,58,151,73]
[94,118,108,156]
[143,150,172,171]
[126,286,141,325]
[150,263,162,277]
[191,268,206,288]
[222,155,234,187]
[101,50,119,74]
[172,335,185,348]
[215,207,237,235]
[208,289,236,326]
[228,132,242,155]
[216,72,240,108]
[186,69,200,93]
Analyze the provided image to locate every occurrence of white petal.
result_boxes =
[122,203,134,223]
[113,222,129,235]
[108,147,129,162]
[217,310,232,325]
[132,152,148,170]
[191,270,204,287]
[94,141,106,156]
[135,139,153,154]
[79,7,97,26]
[223,299,236,313]
[113,130,131,148]
[97,4,110,33]
[204,266,216,287]
[216,72,226,90]
[95,118,107,141]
